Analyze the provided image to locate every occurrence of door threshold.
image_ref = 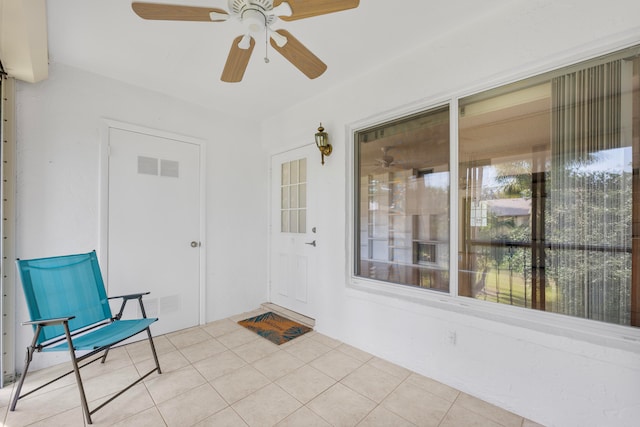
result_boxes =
[261,303,315,328]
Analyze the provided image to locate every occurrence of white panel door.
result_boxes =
[270,144,318,319]
[108,127,201,335]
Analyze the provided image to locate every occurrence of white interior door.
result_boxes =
[107,127,202,335]
[270,144,319,319]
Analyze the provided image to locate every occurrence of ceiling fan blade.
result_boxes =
[270,30,327,79]
[132,2,229,22]
[221,36,255,83]
[273,0,359,21]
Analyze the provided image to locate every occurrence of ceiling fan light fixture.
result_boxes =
[241,9,267,32]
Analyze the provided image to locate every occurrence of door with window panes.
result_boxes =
[270,144,318,318]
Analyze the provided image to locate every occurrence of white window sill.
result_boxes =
[347,277,640,355]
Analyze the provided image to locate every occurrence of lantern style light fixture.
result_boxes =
[314,123,332,165]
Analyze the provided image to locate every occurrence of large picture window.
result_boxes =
[355,107,450,291]
[459,48,639,327]
[354,45,639,329]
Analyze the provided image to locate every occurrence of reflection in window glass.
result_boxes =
[355,107,450,291]
[459,48,640,327]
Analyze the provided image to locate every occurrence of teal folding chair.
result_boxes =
[10,251,162,424]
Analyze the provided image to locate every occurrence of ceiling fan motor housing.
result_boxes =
[229,0,276,32]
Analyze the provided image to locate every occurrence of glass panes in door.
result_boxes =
[281,158,307,233]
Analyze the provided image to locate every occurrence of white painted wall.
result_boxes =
[261,2,640,426]
[14,63,269,369]
[11,1,640,425]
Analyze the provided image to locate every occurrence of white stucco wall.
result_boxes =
[14,63,269,369]
[261,2,640,426]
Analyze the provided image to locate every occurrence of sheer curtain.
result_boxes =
[548,60,633,325]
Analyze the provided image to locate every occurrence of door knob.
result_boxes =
[190,241,200,248]
[305,240,316,247]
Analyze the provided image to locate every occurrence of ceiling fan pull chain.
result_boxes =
[264,26,270,63]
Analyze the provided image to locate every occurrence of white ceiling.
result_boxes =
[45,0,512,119]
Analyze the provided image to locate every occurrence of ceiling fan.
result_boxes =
[131,0,360,82]
[376,146,399,168]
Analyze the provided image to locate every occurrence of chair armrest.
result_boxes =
[23,316,76,327]
[108,292,150,301]
[110,292,152,320]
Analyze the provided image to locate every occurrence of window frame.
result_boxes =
[346,43,640,352]
[353,105,452,291]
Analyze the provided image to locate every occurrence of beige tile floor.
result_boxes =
[0,308,544,427]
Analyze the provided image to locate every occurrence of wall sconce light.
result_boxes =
[314,123,332,165]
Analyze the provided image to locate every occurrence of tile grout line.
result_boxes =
[436,390,461,427]
[364,371,424,427]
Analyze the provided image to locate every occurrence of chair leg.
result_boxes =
[10,324,44,412]
[63,323,93,424]
[9,346,34,412]
[100,346,111,364]
[146,328,162,374]
[136,297,160,374]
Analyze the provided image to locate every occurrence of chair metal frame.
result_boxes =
[10,251,162,424]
